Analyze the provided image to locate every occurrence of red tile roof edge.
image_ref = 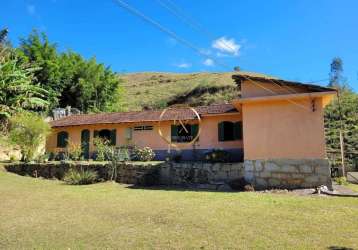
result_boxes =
[50,103,239,128]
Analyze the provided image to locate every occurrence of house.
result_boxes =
[47,103,244,161]
[46,72,337,189]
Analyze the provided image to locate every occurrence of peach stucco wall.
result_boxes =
[241,80,308,98]
[236,80,328,160]
[46,114,243,154]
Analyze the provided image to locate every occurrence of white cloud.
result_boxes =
[212,36,240,56]
[27,4,36,15]
[166,37,177,47]
[203,58,214,66]
[176,62,191,68]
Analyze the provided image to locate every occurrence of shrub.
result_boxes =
[67,140,82,161]
[131,146,155,161]
[54,151,69,161]
[204,149,230,163]
[35,153,50,163]
[93,137,109,161]
[9,112,50,162]
[9,155,16,162]
[63,168,98,185]
[334,177,348,185]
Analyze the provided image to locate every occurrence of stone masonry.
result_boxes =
[244,159,332,190]
[159,162,244,186]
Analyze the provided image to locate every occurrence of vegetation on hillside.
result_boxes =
[324,57,358,171]
[117,72,239,111]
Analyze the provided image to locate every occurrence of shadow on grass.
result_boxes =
[328,246,354,250]
[125,184,240,193]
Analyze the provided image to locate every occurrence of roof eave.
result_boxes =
[232,74,337,93]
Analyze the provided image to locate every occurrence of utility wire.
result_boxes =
[113,0,310,111]
[154,0,308,101]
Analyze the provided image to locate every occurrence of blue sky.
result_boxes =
[3,0,358,91]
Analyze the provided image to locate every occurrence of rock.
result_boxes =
[265,162,281,172]
[299,165,312,173]
[217,184,232,192]
[255,160,263,171]
[255,178,267,187]
[244,184,255,192]
[268,178,281,186]
[244,161,254,171]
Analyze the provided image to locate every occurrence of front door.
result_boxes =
[81,129,90,159]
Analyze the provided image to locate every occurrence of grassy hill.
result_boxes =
[117,72,244,111]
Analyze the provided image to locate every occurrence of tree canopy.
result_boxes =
[16,30,123,113]
[0,29,49,124]
[325,57,358,171]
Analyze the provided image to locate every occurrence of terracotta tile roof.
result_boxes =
[50,104,238,128]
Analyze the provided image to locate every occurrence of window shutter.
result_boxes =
[171,125,178,142]
[191,124,199,141]
[218,122,225,141]
[57,131,68,148]
[110,129,116,146]
[234,122,243,140]
[125,127,132,140]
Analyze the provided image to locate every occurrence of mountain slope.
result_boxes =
[117,71,273,111]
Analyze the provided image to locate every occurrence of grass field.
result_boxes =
[347,183,358,192]
[1,167,358,249]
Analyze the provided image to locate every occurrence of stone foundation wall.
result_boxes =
[4,162,161,186]
[244,159,332,190]
[4,159,332,190]
[159,162,244,185]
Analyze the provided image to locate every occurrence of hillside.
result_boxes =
[118,71,272,111]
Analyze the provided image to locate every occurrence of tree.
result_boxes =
[328,57,347,89]
[9,112,50,162]
[17,30,61,110]
[0,49,49,121]
[17,30,123,113]
[233,66,241,72]
[325,90,358,170]
[58,52,121,112]
[0,28,9,45]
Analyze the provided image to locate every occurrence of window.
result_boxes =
[57,131,69,148]
[171,124,199,143]
[134,125,153,131]
[94,129,116,146]
[218,121,242,141]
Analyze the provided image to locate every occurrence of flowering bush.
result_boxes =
[132,146,155,161]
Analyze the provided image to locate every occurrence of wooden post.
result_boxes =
[339,130,345,177]
[337,90,346,177]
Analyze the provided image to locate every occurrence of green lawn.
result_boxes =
[0,167,358,249]
[347,183,358,192]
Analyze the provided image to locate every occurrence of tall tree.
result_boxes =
[17,30,61,110]
[0,28,9,44]
[325,57,358,171]
[328,57,347,89]
[0,49,49,122]
[17,30,123,113]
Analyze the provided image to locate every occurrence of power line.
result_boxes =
[112,0,310,111]
[155,0,239,56]
[154,1,310,97]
